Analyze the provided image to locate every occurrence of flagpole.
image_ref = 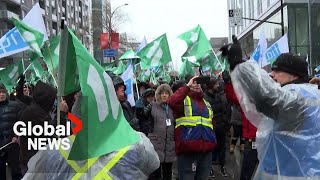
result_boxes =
[45,41,59,85]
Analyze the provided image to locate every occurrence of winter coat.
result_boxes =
[121,100,140,131]
[135,98,153,135]
[168,86,216,155]
[231,60,320,179]
[204,91,230,127]
[225,82,257,139]
[20,81,60,168]
[0,98,23,147]
[148,84,175,163]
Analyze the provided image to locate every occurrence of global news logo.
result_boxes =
[13,112,82,151]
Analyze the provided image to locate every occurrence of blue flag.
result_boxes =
[252,33,267,68]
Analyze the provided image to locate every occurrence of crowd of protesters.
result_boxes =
[1,43,320,179]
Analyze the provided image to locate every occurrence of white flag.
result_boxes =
[0,3,48,59]
[252,33,267,68]
[136,36,147,53]
[121,64,135,106]
[263,34,289,67]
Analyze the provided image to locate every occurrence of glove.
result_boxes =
[222,71,231,83]
[18,75,25,86]
[220,35,245,71]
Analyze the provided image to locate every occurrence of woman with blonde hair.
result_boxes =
[147,84,175,180]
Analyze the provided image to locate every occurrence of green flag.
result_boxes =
[11,18,44,58]
[59,27,140,160]
[137,69,151,82]
[138,34,172,70]
[179,59,195,78]
[113,60,128,75]
[43,35,60,77]
[29,55,45,79]
[119,49,140,60]
[178,25,212,63]
[0,60,24,92]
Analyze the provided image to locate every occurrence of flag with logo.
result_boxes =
[121,64,135,106]
[178,25,212,63]
[264,34,289,66]
[59,26,139,160]
[138,34,172,70]
[11,18,44,58]
[252,33,268,67]
[0,3,48,59]
[43,35,60,77]
[0,60,24,92]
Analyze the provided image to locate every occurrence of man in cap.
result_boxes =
[113,76,140,131]
[0,84,23,180]
[220,36,320,179]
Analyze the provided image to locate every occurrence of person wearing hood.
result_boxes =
[148,84,175,180]
[168,76,217,180]
[19,81,69,175]
[0,83,23,180]
[220,35,320,179]
[204,78,231,177]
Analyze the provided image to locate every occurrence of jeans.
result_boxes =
[177,152,212,180]
[240,140,259,180]
[149,162,173,180]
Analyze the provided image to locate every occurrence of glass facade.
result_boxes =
[228,0,320,74]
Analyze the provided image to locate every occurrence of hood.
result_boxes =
[33,81,57,112]
[155,84,173,102]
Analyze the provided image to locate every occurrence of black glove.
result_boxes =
[18,75,25,86]
[220,35,245,71]
[222,71,231,83]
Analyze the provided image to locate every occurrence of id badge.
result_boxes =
[192,162,197,171]
[166,119,171,126]
[252,142,257,149]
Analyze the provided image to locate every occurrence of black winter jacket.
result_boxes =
[0,98,23,147]
[204,91,231,126]
[121,100,140,131]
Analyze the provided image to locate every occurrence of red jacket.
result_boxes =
[168,86,216,155]
[224,82,257,139]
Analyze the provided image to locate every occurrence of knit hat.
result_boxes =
[220,35,244,70]
[271,53,308,79]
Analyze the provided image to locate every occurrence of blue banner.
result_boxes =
[0,27,29,59]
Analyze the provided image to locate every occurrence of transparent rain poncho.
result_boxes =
[22,132,160,180]
[231,60,320,179]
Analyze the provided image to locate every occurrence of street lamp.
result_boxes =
[108,3,129,49]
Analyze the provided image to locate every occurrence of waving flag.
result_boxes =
[178,25,212,62]
[0,3,47,59]
[11,18,44,58]
[138,34,172,70]
[252,33,267,67]
[264,34,289,66]
[121,64,135,106]
[136,36,147,53]
[59,26,139,160]
[0,60,24,92]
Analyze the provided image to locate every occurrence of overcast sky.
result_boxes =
[111,0,229,69]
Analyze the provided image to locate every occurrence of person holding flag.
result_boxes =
[220,35,320,179]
